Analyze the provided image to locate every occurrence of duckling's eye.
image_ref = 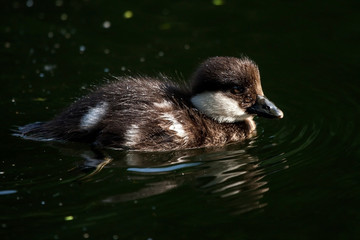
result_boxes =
[230,86,244,95]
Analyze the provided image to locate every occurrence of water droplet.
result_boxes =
[104,68,109,73]
[121,66,126,71]
[123,10,133,19]
[4,42,11,48]
[103,21,111,29]
[83,233,90,239]
[104,48,110,54]
[41,201,45,205]
[26,0,34,8]
[64,216,74,221]
[158,51,164,57]
[184,44,190,50]
[44,64,56,72]
[140,57,145,62]
[79,45,86,53]
[39,73,45,78]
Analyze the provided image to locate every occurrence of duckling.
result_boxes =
[16,56,283,151]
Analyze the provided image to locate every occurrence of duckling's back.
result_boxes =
[16,77,185,148]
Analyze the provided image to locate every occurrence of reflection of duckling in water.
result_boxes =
[102,148,270,215]
[48,141,275,215]
[16,56,283,151]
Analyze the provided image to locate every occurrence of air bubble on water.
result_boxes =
[103,21,111,29]
[123,10,133,19]
[79,45,86,53]
[44,64,56,72]
[26,0,34,8]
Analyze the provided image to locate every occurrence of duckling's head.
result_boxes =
[190,56,283,123]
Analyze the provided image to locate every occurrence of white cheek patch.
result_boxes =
[191,92,251,123]
[161,113,188,139]
[80,102,109,130]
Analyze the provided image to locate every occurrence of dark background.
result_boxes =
[1,0,360,239]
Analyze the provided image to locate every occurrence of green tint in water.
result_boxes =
[1,0,360,240]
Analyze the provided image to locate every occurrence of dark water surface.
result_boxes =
[2,1,360,239]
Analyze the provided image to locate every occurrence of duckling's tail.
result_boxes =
[12,122,57,142]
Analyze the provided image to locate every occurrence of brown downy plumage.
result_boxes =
[15,56,283,151]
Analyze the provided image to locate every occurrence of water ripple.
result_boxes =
[127,162,202,173]
[255,81,360,172]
